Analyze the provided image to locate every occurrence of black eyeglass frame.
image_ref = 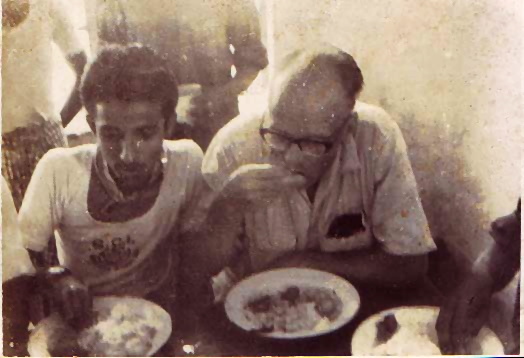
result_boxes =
[259,112,357,157]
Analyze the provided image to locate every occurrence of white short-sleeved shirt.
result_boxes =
[2,0,84,133]
[19,140,205,296]
[203,102,436,270]
[2,177,36,283]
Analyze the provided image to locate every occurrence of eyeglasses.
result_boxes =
[259,113,355,157]
[260,128,336,157]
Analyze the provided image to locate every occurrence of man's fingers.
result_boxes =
[227,164,308,202]
[78,288,92,318]
[436,295,457,353]
[60,287,75,321]
[282,174,307,187]
[85,290,93,314]
[464,302,489,338]
[449,296,477,353]
[235,164,292,179]
[249,176,305,191]
[71,288,86,319]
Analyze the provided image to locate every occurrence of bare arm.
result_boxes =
[50,0,88,126]
[479,205,521,292]
[436,203,520,354]
[472,237,520,294]
[18,152,91,324]
[60,52,88,127]
[226,0,268,97]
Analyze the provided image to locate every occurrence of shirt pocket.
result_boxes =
[320,211,373,253]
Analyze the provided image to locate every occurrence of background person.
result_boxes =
[437,199,521,354]
[84,0,268,149]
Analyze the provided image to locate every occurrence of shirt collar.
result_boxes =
[340,111,361,173]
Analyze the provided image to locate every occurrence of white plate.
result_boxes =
[28,296,172,357]
[351,306,504,356]
[225,268,360,339]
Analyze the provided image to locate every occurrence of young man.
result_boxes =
[19,44,207,328]
[2,0,87,209]
[437,199,521,354]
[84,0,268,149]
[200,45,437,300]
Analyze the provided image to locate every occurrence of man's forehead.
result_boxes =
[96,101,162,115]
[95,101,163,126]
[267,67,352,132]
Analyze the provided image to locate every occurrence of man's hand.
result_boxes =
[210,267,238,304]
[47,273,93,328]
[436,274,493,354]
[222,164,307,206]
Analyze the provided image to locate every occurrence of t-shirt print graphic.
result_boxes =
[89,234,140,271]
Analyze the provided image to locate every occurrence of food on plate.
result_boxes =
[372,327,441,356]
[243,286,343,333]
[77,303,160,356]
[375,313,399,344]
[371,313,440,356]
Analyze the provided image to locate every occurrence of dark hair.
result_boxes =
[310,50,364,100]
[81,43,178,121]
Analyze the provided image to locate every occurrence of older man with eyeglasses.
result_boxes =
[191,45,436,308]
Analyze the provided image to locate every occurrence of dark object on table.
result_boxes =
[246,295,272,313]
[280,286,300,306]
[327,213,365,238]
[314,290,339,319]
[375,313,399,344]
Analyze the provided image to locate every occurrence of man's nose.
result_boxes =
[283,143,302,167]
[120,139,139,163]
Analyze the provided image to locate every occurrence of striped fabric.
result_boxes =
[2,119,67,209]
[2,118,67,266]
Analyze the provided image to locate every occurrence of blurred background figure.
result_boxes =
[2,177,36,356]
[2,0,87,209]
[437,199,520,354]
[84,0,268,149]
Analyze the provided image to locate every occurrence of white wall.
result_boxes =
[256,0,522,262]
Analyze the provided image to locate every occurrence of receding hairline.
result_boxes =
[269,45,363,109]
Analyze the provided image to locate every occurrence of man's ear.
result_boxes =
[165,113,177,139]
[86,113,96,134]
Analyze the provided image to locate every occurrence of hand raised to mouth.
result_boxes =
[223,163,307,206]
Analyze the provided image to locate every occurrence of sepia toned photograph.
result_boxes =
[1,0,521,356]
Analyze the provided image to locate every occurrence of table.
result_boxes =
[168,279,444,356]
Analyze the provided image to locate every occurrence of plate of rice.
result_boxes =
[351,306,504,356]
[225,268,360,339]
[28,296,172,357]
